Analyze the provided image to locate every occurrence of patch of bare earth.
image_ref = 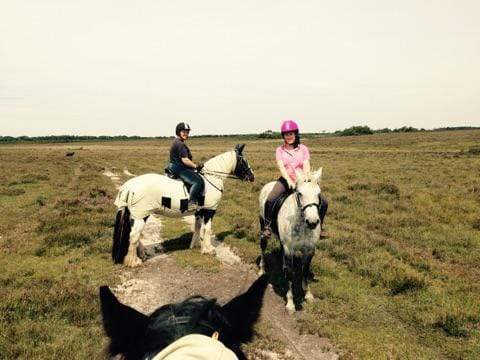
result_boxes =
[104,169,338,360]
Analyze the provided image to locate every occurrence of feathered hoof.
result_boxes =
[305,292,315,303]
[201,246,215,255]
[285,302,296,314]
[190,238,200,249]
[123,255,143,267]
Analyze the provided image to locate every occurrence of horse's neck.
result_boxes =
[203,151,236,189]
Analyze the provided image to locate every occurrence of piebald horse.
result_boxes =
[112,144,254,267]
[258,168,323,313]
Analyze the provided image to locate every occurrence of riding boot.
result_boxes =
[319,194,329,238]
[262,200,274,239]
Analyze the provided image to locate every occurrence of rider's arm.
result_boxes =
[181,157,197,169]
[303,159,311,177]
[276,160,295,188]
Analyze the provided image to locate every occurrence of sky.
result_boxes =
[1,0,479,136]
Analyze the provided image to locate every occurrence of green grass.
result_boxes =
[1,130,479,358]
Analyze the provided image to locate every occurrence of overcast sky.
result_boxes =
[1,0,479,136]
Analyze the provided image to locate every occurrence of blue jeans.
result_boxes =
[167,163,204,202]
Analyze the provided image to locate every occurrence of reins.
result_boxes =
[200,172,224,193]
[200,169,239,180]
[197,152,253,193]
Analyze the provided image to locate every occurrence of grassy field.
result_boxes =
[1,130,479,359]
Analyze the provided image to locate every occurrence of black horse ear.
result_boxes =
[221,275,268,344]
[99,286,149,358]
[235,144,245,155]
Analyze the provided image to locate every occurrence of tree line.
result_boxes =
[1,126,478,143]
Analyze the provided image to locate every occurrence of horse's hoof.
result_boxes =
[124,256,142,267]
[286,303,296,314]
[258,268,265,276]
[305,292,315,303]
[201,246,215,255]
[190,238,200,249]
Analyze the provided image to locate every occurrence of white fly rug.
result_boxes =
[114,173,219,219]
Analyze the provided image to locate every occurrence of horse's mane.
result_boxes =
[203,150,235,174]
[101,274,268,360]
[142,295,232,357]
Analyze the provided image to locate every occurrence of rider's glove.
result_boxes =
[196,162,204,172]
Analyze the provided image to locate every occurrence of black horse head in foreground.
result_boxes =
[100,275,268,360]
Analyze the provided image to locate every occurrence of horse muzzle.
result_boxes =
[306,219,319,230]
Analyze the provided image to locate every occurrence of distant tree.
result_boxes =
[392,126,419,133]
[375,128,392,133]
[259,130,277,139]
[336,126,374,136]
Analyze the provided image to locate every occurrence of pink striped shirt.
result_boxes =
[275,144,310,182]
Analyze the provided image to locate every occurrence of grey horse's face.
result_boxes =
[295,177,321,229]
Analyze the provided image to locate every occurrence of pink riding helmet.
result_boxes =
[280,120,299,134]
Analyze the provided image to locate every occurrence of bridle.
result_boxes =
[200,154,253,182]
[294,184,320,218]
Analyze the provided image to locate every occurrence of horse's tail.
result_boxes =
[112,207,131,264]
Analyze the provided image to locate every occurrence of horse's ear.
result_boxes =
[221,275,268,344]
[99,286,149,358]
[235,144,245,155]
[295,170,305,184]
[313,167,323,184]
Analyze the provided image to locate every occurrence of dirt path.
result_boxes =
[103,168,338,360]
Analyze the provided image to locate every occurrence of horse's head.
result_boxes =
[294,168,322,230]
[233,144,254,182]
[100,275,268,359]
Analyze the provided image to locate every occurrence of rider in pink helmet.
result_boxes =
[262,120,329,239]
[280,120,299,134]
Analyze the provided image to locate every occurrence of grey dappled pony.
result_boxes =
[258,168,323,313]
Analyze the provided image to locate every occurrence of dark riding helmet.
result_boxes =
[175,122,191,136]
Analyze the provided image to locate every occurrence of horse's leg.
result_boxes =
[124,218,145,267]
[304,281,314,303]
[259,216,268,275]
[284,253,295,313]
[200,216,215,254]
[136,215,150,260]
[190,210,202,249]
[304,255,315,302]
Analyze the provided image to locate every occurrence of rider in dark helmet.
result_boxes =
[167,123,204,206]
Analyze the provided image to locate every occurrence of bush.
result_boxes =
[392,126,420,133]
[347,183,372,191]
[374,183,400,197]
[336,126,374,136]
[468,146,480,155]
[434,308,478,337]
[44,230,95,248]
[0,187,25,196]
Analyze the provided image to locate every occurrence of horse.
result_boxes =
[112,144,254,267]
[99,275,268,360]
[258,168,323,313]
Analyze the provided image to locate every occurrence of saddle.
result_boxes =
[267,190,293,236]
[164,167,178,179]
[164,167,206,207]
